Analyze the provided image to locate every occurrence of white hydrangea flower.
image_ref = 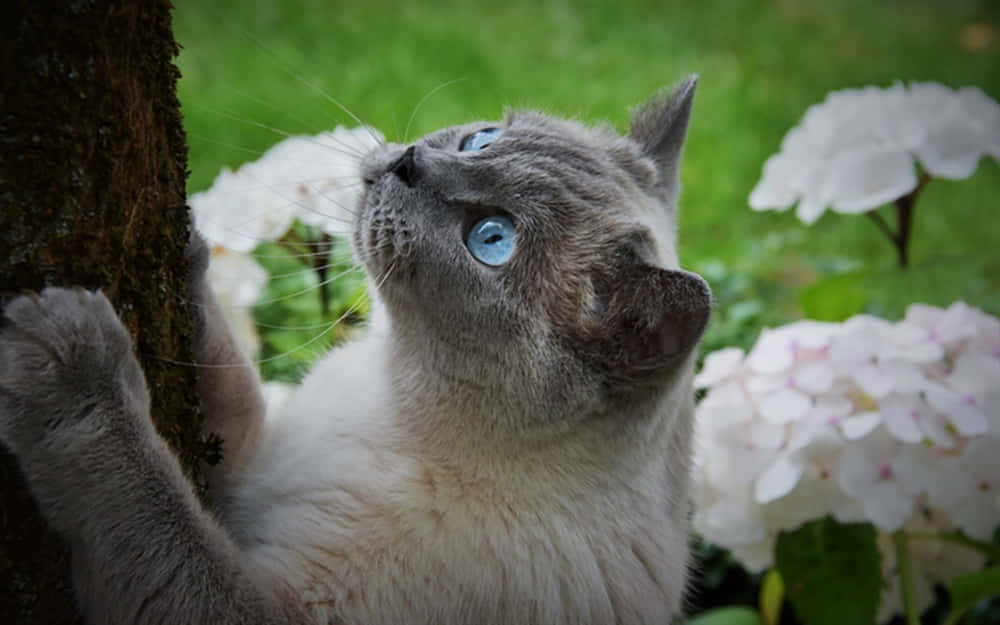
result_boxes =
[749,82,1000,224]
[692,301,1000,611]
[190,125,383,250]
[204,246,269,358]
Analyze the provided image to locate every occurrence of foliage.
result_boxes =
[774,519,881,625]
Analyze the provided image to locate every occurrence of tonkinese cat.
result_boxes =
[0,77,711,624]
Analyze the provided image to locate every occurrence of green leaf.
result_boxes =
[944,565,1000,625]
[687,606,762,625]
[798,271,869,321]
[775,518,881,625]
[759,568,784,625]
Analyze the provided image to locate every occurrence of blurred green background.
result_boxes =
[172,1,1000,620]
[173,0,1000,374]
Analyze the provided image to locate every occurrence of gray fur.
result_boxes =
[0,77,710,625]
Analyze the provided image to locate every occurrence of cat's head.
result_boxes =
[355,77,711,437]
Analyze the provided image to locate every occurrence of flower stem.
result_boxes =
[906,530,1000,561]
[312,233,334,315]
[866,210,897,244]
[893,193,915,269]
[893,530,920,625]
[865,174,930,269]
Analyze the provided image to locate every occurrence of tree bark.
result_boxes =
[0,2,202,622]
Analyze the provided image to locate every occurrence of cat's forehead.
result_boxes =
[414,111,658,195]
[418,112,639,157]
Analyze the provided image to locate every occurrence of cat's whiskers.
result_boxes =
[249,247,357,261]
[207,260,353,283]
[247,276,374,367]
[188,133,275,158]
[235,29,385,149]
[217,87,370,159]
[403,77,467,143]
[204,107,366,161]
[149,261,369,370]
[252,266,365,307]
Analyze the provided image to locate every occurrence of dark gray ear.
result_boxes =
[629,75,698,190]
[583,239,712,381]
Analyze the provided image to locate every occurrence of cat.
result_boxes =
[0,76,711,625]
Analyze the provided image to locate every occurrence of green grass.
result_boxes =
[173,0,1000,371]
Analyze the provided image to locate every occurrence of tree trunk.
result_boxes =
[0,2,202,622]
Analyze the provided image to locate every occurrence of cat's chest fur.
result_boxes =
[220,326,692,625]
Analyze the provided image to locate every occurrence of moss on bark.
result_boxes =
[0,1,202,622]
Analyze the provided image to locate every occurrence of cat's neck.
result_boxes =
[379,322,695,488]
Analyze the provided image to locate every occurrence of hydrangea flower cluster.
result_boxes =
[749,82,1000,224]
[692,302,1000,616]
[190,125,382,251]
[189,125,380,355]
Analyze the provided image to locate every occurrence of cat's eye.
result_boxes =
[466,216,516,266]
[460,127,503,152]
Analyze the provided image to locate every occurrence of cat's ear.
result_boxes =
[629,75,697,191]
[584,239,712,381]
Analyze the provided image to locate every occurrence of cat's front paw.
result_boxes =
[0,288,149,456]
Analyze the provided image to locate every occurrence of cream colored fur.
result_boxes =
[221,301,696,624]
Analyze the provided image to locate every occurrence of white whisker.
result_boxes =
[209,260,356,282]
[252,266,365,306]
[204,106,365,161]
[249,247,356,260]
[235,30,385,149]
[404,78,467,143]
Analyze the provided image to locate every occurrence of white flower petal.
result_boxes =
[891,82,962,151]
[695,347,745,387]
[950,494,1000,541]
[855,363,897,399]
[826,146,918,214]
[957,86,1000,161]
[882,361,927,393]
[919,413,958,449]
[749,153,799,211]
[745,373,788,394]
[754,455,805,503]
[878,395,928,444]
[728,535,776,573]
[795,195,828,224]
[746,329,796,374]
[916,116,987,179]
[758,388,812,424]
[840,411,882,440]
[793,360,836,394]
[936,301,979,344]
[960,436,1000,484]
[862,482,914,531]
[925,383,989,437]
[699,496,767,545]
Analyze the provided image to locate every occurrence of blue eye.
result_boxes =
[460,127,503,152]
[466,216,516,266]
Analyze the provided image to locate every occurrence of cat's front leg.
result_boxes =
[186,228,268,477]
[0,288,299,625]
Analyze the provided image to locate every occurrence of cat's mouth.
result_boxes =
[356,178,416,281]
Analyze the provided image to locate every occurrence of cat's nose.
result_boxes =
[387,146,419,187]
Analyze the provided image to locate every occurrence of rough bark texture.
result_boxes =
[0,1,202,622]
